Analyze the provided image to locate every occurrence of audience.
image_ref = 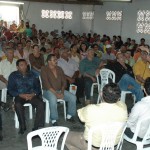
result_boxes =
[8,59,45,134]
[125,77,150,140]
[41,54,76,126]
[66,83,128,149]
[1,19,150,145]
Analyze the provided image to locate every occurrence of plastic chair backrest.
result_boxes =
[100,68,115,91]
[132,116,150,142]
[88,122,126,150]
[27,126,69,150]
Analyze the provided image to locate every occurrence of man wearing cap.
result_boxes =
[101,44,116,61]
[133,46,150,85]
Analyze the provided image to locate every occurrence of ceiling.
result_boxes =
[22,0,103,5]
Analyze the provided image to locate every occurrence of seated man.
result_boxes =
[0,47,17,90]
[79,48,103,104]
[57,48,84,102]
[133,46,150,85]
[41,54,76,126]
[125,77,150,139]
[106,52,144,102]
[66,83,128,149]
[29,44,45,77]
[8,59,45,134]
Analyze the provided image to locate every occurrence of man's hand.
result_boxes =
[56,93,64,99]
[95,69,100,76]
[19,93,35,101]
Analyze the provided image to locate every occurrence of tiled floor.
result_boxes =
[0,95,137,150]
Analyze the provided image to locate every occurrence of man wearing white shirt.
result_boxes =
[14,43,29,64]
[0,48,17,89]
[125,77,150,139]
[58,48,84,102]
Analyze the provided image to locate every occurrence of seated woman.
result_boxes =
[29,44,45,77]
[70,44,81,64]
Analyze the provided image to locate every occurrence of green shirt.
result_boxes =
[79,57,100,76]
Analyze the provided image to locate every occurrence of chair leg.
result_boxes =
[29,105,33,119]
[15,112,19,129]
[90,86,94,97]
[45,100,50,124]
[63,102,66,121]
[136,143,143,150]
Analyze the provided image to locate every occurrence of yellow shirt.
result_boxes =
[133,60,150,85]
[77,101,127,147]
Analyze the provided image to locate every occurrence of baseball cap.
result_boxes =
[139,46,149,54]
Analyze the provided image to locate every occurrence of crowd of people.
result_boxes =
[0,19,150,149]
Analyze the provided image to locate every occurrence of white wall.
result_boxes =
[22,0,150,44]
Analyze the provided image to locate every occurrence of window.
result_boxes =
[0,5,19,26]
[136,10,150,34]
[106,11,122,21]
[41,10,73,19]
[82,11,94,20]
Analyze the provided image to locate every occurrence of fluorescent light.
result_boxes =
[0,1,24,5]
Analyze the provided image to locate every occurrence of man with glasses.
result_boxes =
[133,46,150,85]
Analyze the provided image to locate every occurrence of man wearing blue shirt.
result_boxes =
[8,59,45,134]
[79,48,103,104]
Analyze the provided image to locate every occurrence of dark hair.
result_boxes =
[70,44,76,50]
[40,47,46,53]
[141,38,145,42]
[33,44,39,49]
[46,54,56,62]
[92,43,99,48]
[26,40,31,44]
[144,77,150,95]
[16,59,26,66]
[102,83,121,103]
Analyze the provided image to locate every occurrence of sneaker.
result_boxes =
[52,122,58,126]
[67,117,76,124]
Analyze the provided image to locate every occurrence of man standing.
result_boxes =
[8,59,45,134]
[66,83,127,149]
[41,54,76,126]
[0,47,17,90]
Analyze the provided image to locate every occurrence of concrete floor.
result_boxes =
[0,95,138,150]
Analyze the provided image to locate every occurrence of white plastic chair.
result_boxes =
[1,88,7,103]
[15,103,33,128]
[39,77,66,124]
[27,126,69,150]
[97,68,115,104]
[88,122,126,150]
[124,117,150,150]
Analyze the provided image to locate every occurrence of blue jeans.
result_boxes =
[43,90,76,120]
[118,74,144,102]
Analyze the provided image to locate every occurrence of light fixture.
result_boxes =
[0,1,24,5]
